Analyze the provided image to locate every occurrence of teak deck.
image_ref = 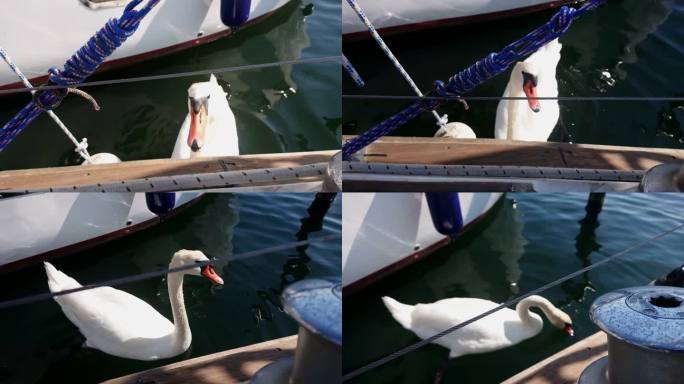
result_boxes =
[0,151,335,191]
[502,332,608,384]
[101,335,297,384]
[344,136,684,171]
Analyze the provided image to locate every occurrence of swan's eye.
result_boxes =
[522,71,538,87]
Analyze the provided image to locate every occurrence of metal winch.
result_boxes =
[579,286,684,384]
[251,278,341,384]
[639,162,684,192]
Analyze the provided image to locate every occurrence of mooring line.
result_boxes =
[0,233,341,311]
[342,94,684,102]
[0,56,342,96]
[342,222,684,381]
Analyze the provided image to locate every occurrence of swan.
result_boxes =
[172,74,240,159]
[434,122,476,139]
[495,39,562,142]
[382,295,573,358]
[44,250,224,361]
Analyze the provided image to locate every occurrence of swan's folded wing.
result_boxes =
[410,299,505,343]
[55,286,174,344]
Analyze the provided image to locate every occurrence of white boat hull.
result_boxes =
[0,191,200,270]
[342,192,501,292]
[342,0,573,36]
[0,0,291,88]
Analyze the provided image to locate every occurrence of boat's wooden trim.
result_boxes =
[0,150,336,191]
[502,332,608,384]
[343,1,577,42]
[344,136,684,171]
[101,335,298,384]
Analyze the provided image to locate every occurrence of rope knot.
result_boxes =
[33,85,68,111]
[433,80,452,98]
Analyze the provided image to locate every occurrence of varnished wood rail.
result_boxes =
[502,332,608,384]
[343,136,684,171]
[0,151,336,191]
[101,335,297,384]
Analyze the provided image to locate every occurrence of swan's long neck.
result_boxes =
[506,85,525,141]
[167,272,192,349]
[516,295,558,329]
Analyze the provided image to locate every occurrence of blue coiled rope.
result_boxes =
[0,0,161,151]
[342,0,605,160]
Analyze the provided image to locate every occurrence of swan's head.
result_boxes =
[549,307,574,336]
[512,39,562,113]
[172,249,224,285]
[186,74,225,154]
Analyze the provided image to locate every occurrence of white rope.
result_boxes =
[0,47,92,163]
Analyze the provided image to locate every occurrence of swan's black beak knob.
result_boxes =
[190,139,201,152]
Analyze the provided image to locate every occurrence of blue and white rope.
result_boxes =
[342,0,606,160]
[0,47,93,162]
[342,54,365,87]
[0,0,160,155]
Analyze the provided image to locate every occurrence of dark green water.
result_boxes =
[343,193,684,384]
[0,0,341,171]
[343,0,684,147]
[0,193,341,384]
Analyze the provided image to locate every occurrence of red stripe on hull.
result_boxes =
[0,197,201,274]
[343,1,577,43]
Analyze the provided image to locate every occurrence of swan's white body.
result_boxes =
[495,39,562,142]
[44,250,223,361]
[382,295,572,358]
[172,74,240,159]
[435,122,476,139]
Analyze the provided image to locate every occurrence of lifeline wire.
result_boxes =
[342,94,684,102]
[342,221,684,381]
[0,233,341,311]
[0,56,342,97]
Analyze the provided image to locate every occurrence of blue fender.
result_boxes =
[145,192,176,216]
[425,192,464,236]
[220,0,252,27]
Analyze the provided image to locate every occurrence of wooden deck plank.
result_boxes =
[101,335,297,384]
[344,136,684,171]
[0,151,335,191]
[502,332,608,384]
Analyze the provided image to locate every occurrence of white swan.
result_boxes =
[382,295,573,358]
[434,122,476,139]
[172,74,240,159]
[495,39,562,142]
[44,250,224,361]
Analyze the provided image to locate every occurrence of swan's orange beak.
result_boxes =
[523,78,541,113]
[188,97,209,153]
[564,324,574,336]
[201,265,224,285]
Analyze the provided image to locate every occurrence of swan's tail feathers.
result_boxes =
[44,262,82,293]
[382,296,414,330]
